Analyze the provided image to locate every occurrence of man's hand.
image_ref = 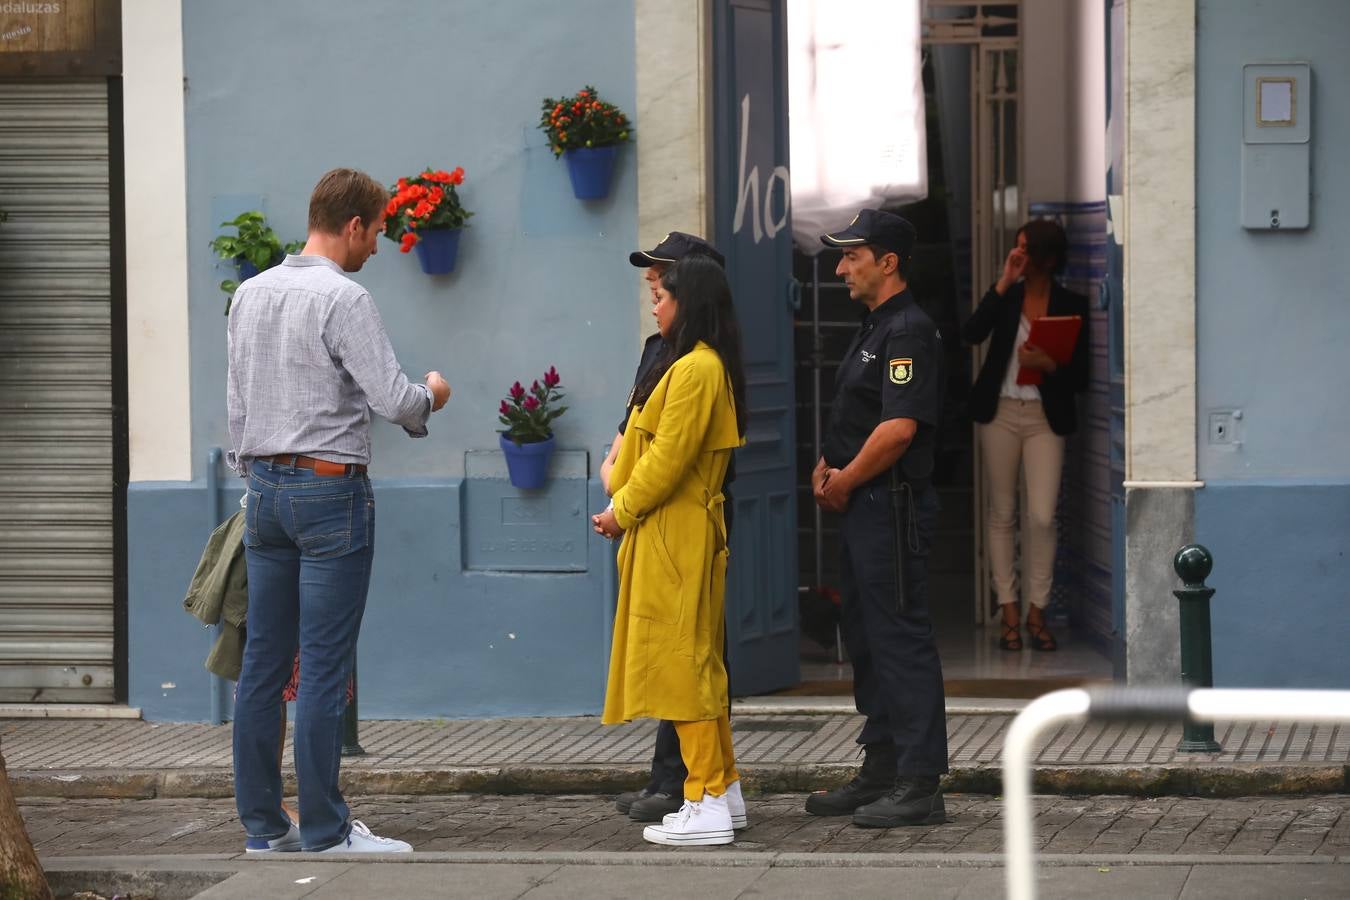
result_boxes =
[591,508,623,540]
[425,371,451,411]
[1017,343,1057,374]
[817,467,852,513]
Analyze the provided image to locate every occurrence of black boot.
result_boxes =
[852,776,946,827]
[615,786,659,815]
[627,789,685,822]
[804,744,897,816]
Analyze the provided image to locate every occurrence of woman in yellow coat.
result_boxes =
[591,253,747,846]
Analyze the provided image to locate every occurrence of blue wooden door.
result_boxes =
[713,0,800,696]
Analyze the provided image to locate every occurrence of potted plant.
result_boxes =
[497,366,568,489]
[538,85,631,200]
[383,167,473,275]
[210,211,303,314]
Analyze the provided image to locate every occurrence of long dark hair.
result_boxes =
[633,254,748,437]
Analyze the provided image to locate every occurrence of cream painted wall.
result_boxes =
[1123,0,1197,484]
[122,0,192,482]
[634,0,711,346]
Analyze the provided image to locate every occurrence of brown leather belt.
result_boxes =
[261,454,367,477]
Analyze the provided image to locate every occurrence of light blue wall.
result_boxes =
[1196,0,1350,482]
[132,0,641,720]
[1193,1,1350,688]
[181,0,638,480]
[129,477,617,721]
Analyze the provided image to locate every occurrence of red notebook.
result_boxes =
[1016,315,1082,385]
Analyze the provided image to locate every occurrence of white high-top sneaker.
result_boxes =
[664,780,747,830]
[643,792,734,846]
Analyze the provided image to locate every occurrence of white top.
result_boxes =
[999,315,1041,401]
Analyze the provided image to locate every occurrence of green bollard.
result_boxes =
[1173,544,1221,752]
[341,655,366,757]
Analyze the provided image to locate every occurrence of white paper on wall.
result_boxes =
[788,0,928,255]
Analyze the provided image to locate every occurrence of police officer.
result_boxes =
[605,231,736,824]
[804,209,949,827]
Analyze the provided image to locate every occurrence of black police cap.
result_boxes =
[820,208,917,258]
[629,231,726,269]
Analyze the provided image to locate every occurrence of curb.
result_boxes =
[13,763,1348,800]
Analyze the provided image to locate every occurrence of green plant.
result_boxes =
[382,167,473,253]
[538,85,631,158]
[498,367,567,445]
[211,211,302,313]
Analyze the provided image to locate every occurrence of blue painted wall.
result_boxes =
[130,0,641,720]
[1196,0,1349,482]
[130,477,617,720]
[1194,1,1350,688]
[181,0,639,480]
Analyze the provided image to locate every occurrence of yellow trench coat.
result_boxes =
[602,342,744,724]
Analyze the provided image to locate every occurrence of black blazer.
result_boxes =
[961,281,1090,436]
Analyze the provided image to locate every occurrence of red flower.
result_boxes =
[543,366,560,388]
[523,396,540,412]
[399,232,419,253]
[510,381,525,400]
[577,89,589,98]
[448,166,465,186]
[499,400,511,416]
[531,380,541,393]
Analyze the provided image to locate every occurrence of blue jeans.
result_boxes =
[233,459,374,851]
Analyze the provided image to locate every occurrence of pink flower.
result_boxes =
[543,366,560,388]
[531,380,541,393]
[523,396,540,412]
[499,400,511,415]
[510,381,525,400]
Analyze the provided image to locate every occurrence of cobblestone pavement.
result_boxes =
[22,793,1350,858]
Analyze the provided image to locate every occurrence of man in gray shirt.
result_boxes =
[227,168,449,854]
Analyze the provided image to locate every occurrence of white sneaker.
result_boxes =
[315,819,413,854]
[643,793,734,846]
[244,817,301,853]
[663,781,747,830]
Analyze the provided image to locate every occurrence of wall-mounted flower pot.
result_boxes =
[236,258,261,281]
[413,227,462,275]
[499,433,555,489]
[564,146,618,200]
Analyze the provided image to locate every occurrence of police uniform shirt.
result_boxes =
[823,289,944,483]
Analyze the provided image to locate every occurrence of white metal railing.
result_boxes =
[1002,687,1350,900]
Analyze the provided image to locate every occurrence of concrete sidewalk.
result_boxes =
[38,852,1350,900]
[4,703,1347,799]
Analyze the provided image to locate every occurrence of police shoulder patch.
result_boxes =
[888,357,913,385]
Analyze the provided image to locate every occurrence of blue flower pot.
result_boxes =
[413,228,462,275]
[564,146,618,200]
[499,433,555,489]
[236,258,261,280]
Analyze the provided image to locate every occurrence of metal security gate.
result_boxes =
[0,79,115,702]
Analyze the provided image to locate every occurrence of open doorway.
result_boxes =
[789,1,1115,698]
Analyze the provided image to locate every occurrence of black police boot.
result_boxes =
[851,776,946,828]
[615,786,660,815]
[627,789,685,822]
[804,745,897,816]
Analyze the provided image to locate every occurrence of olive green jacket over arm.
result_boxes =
[182,510,249,681]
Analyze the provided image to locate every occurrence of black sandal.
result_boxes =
[999,620,1023,651]
[1025,617,1058,652]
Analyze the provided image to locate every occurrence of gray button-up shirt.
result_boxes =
[226,255,433,471]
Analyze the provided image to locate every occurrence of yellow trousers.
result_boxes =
[673,714,739,802]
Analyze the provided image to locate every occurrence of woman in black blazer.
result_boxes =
[961,220,1089,652]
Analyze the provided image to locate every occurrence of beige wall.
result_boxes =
[634,0,712,346]
[1123,0,1198,486]
[122,0,192,482]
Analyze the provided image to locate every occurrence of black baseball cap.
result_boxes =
[820,208,917,258]
[629,231,725,269]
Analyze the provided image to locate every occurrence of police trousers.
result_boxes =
[838,480,949,777]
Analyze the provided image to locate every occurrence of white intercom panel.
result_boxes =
[1241,63,1311,230]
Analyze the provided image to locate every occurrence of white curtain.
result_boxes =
[788,0,928,254]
